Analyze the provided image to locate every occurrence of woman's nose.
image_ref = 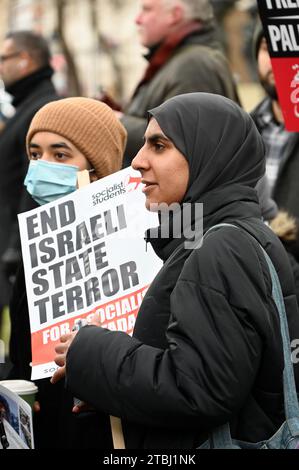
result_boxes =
[40,153,54,162]
[132,146,149,171]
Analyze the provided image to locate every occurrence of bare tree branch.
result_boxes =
[89,0,124,102]
[55,0,82,96]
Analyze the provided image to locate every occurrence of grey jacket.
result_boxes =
[121,27,240,166]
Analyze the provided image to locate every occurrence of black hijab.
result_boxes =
[147,93,265,259]
[149,93,265,203]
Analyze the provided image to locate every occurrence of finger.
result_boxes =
[50,366,66,384]
[33,401,40,413]
[72,405,84,413]
[54,354,66,367]
[59,334,72,343]
[72,402,92,413]
[54,343,68,354]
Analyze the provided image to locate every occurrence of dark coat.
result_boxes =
[121,25,240,166]
[66,204,299,448]
[0,66,59,304]
[251,97,299,219]
[65,93,299,449]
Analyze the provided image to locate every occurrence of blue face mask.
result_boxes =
[24,160,79,206]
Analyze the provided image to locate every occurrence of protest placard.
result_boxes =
[18,167,162,380]
[258,1,299,130]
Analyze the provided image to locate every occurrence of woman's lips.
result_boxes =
[141,181,157,193]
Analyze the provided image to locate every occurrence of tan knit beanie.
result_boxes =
[26,97,127,179]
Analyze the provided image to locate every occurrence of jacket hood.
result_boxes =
[255,175,278,221]
[270,211,298,241]
[270,211,299,262]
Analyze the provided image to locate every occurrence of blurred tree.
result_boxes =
[109,0,123,7]
[55,0,82,95]
[211,0,238,20]
[89,0,124,102]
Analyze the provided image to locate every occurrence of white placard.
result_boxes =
[18,167,162,379]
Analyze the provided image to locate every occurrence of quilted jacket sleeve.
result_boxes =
[65,229,277,430]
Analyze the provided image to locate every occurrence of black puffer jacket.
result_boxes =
[65,94,299,449]
[66,202,299,448]
[0,66,59,304]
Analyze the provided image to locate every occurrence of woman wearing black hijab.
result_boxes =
[53,93,299,448]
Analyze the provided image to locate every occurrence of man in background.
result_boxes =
[251,24,299,220]
[0,31,59,325]
[119,0,240,166]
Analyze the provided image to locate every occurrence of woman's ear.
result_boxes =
[90,171,98,182]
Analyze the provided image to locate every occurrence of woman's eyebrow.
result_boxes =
[144,133,170,144]
[29,142,72,150]
[50,142,72,150]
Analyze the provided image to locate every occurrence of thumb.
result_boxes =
[72,401,94,413]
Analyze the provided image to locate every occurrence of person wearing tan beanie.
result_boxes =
[24,97,127,206]
[8,97,127,449]
[27,97,127,179]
